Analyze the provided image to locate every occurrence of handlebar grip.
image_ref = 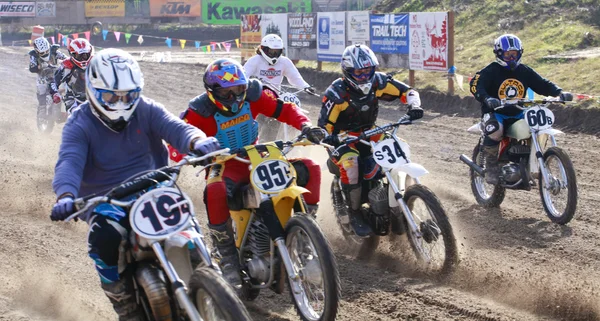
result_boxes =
[108,168,177,200]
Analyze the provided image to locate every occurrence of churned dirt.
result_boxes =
[1,45,600,321]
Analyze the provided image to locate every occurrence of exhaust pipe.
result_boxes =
[136,263,173,321]
[459,154,485,177]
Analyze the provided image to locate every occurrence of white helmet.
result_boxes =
[86,48,144,132]
[341,44,379,95]
[259,34,284,65]
[33,37,51,62]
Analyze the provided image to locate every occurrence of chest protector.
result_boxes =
[346,91,379,131]
[214,101,259,149]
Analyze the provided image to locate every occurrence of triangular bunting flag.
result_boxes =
[180,39,186,49]
[102,29,108,41]
[210,41,216,51]
[67,38,72,47]
[201,46,206,52]
[72,33,79,39]
[137,35,144,45]
[235,39,240,48]
[216,42,222,50]
[28,39,32,45]
[58,33,63,44]
[206,45,211,53]
[224,42,231,52]
[84,31,90,41]
[165,38,172,48]
[125,33,132,44]
[62,35,67,46]
[195,41,201,49]
[114,31,121,42]
[50,36,55,44]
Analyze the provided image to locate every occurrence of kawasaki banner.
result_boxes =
[204,0,311,25]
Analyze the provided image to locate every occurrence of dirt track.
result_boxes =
[1,46,599,321]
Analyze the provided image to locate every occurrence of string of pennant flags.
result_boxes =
[27,29,241,53]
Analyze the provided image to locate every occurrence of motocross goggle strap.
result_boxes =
[95,88,141,108]
[207,86,247,113]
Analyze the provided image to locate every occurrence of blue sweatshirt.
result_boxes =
[53,96,205,198]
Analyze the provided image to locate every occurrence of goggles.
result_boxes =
[72,52,91,62]
[96,88,141,108]
[213,84,247,100]
[350,67,374,83]
[263,47,283,58]
[502,50,520,61]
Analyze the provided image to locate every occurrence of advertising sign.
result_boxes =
[370,13,409,54]
[241,14,262,60]
[260,13,287,52]
[204,0,311,25]
[346,11,369,45]
[0,1,35,17]
[126,0,149,17]
[317,11,345,62]
[36,1,55,17]
[85,0,126,17]
[409,12,448,71]
[288,13,316,49]
[149,0,200,17]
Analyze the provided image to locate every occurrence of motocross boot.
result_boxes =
[346,187,372,237]
[483,145,501,185]
[208,220,242,288]
[101,276,145,321]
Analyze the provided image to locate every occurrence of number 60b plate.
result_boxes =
[130,187,193,240]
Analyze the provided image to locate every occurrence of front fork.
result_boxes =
[531,133,553,190]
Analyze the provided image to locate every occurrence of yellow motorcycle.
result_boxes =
[201,138,341,321]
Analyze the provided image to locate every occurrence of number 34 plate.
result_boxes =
[130,187,193,240]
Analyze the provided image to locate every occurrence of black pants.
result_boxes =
[87,214,130,283]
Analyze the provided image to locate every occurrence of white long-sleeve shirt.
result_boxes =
[243,55,310,90]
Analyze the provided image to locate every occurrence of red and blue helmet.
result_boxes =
[203,58,248,115]
[493,34,523,71]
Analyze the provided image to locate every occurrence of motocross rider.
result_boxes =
[49,48,220,321]
[318,44,423,237]
[50,38,94,113]
[168,58,326,287]
[469,34,573,185]
[28,37,67,108]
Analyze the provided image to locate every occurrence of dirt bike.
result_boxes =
[199,137,340,321]
[324,115,458,276]
[64,151,252,321]
[36,66,65,133]
[257,81,320,142]
[460,98,578,225]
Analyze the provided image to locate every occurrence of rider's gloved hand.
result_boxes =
[191,136,221,166]
[50,195,75,221]
[305,86,317,95]
[483,97,502,113]
[560,92,573,102]
[322,134,340,147]
[407,106,423,121]
[301,124,327,144]
[52,93,62,104]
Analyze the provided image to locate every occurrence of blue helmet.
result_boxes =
[493,34,523,70]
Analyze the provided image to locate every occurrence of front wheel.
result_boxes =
[539,147,578,225]
[286,215,340,321]
[470,142,505,207]
[403,184,458,277]
[36,96,54,134]
[188,267,252,321]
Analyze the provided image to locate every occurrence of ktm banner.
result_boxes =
[150,0,200,17]
[85,0,125,17]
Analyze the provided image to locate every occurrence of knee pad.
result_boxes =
[484,119,503,142]
[87,215,128,267]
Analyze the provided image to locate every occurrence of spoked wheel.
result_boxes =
[470,142,505,207]
[285,215,340,321]
[539,147,578,225]
[36,96,54,134]
[403,184,458,277]
[188,267,252,321]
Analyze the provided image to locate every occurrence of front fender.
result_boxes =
[538,128,564,136]
[164,229,200,285]
[394,163,429,178]
[272,185,309,228]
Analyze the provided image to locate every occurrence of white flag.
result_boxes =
[137,35,144,45]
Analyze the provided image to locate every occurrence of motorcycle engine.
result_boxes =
[501,164,522,184]
[367,184,390,235]
[246,219,271,283]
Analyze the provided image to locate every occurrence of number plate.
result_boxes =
[525,106,555,131]
[251,159,294,194]
[372,138,411,169]
[130,187,193,240]
[280,92,302,109]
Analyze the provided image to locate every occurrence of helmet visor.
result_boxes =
[502,50,520,61]
[214,84,247,100]
[349,66,375,84]
[264,47,282,59]
[97,88,141,108]
[73,52,91,63]
[39,50,50,58]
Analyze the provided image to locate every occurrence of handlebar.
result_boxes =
[323,115,413,150]
[495,98,571,111]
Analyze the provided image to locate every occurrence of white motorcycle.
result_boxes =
[460,99,578,225]
[64,152,252,321]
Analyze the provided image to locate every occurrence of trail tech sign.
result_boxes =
[0,2,35,17]
[150,0,200,17]
[204,0,311,25]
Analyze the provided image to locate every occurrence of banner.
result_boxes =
[125,0,149,17]
[150,0,200,17]
[240,14,262,60]
[288,13,316,49]
[204,0,311,25]
[35,1,55,17]
[260,13,287,53]
[317,11,346,62]
[346,11,369,45]
[409,12,448,71]
[0,2,35,17]
[370,13,409,54]
[85,0,126,17]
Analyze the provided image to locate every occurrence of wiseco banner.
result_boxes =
[150,0,200,17]
[204,0,311,25]
[0,2,35,17]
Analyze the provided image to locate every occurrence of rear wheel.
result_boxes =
[36,95,54,134]
[539,147,578,225]
[403,184,458,277]
[188,267,252,321]
[470,142,505,207]
[286,215,340,321]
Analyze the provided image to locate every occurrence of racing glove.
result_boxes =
[50,195,75,221]
[406,89,421,108]
[322,134,340,147]
[483,97,502,113]
[52,93,62,104]
[560,92,573,102]
[191,137,221,166]
[407,106,423,121]
[305,87,317,95]
[301,124,327,144]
